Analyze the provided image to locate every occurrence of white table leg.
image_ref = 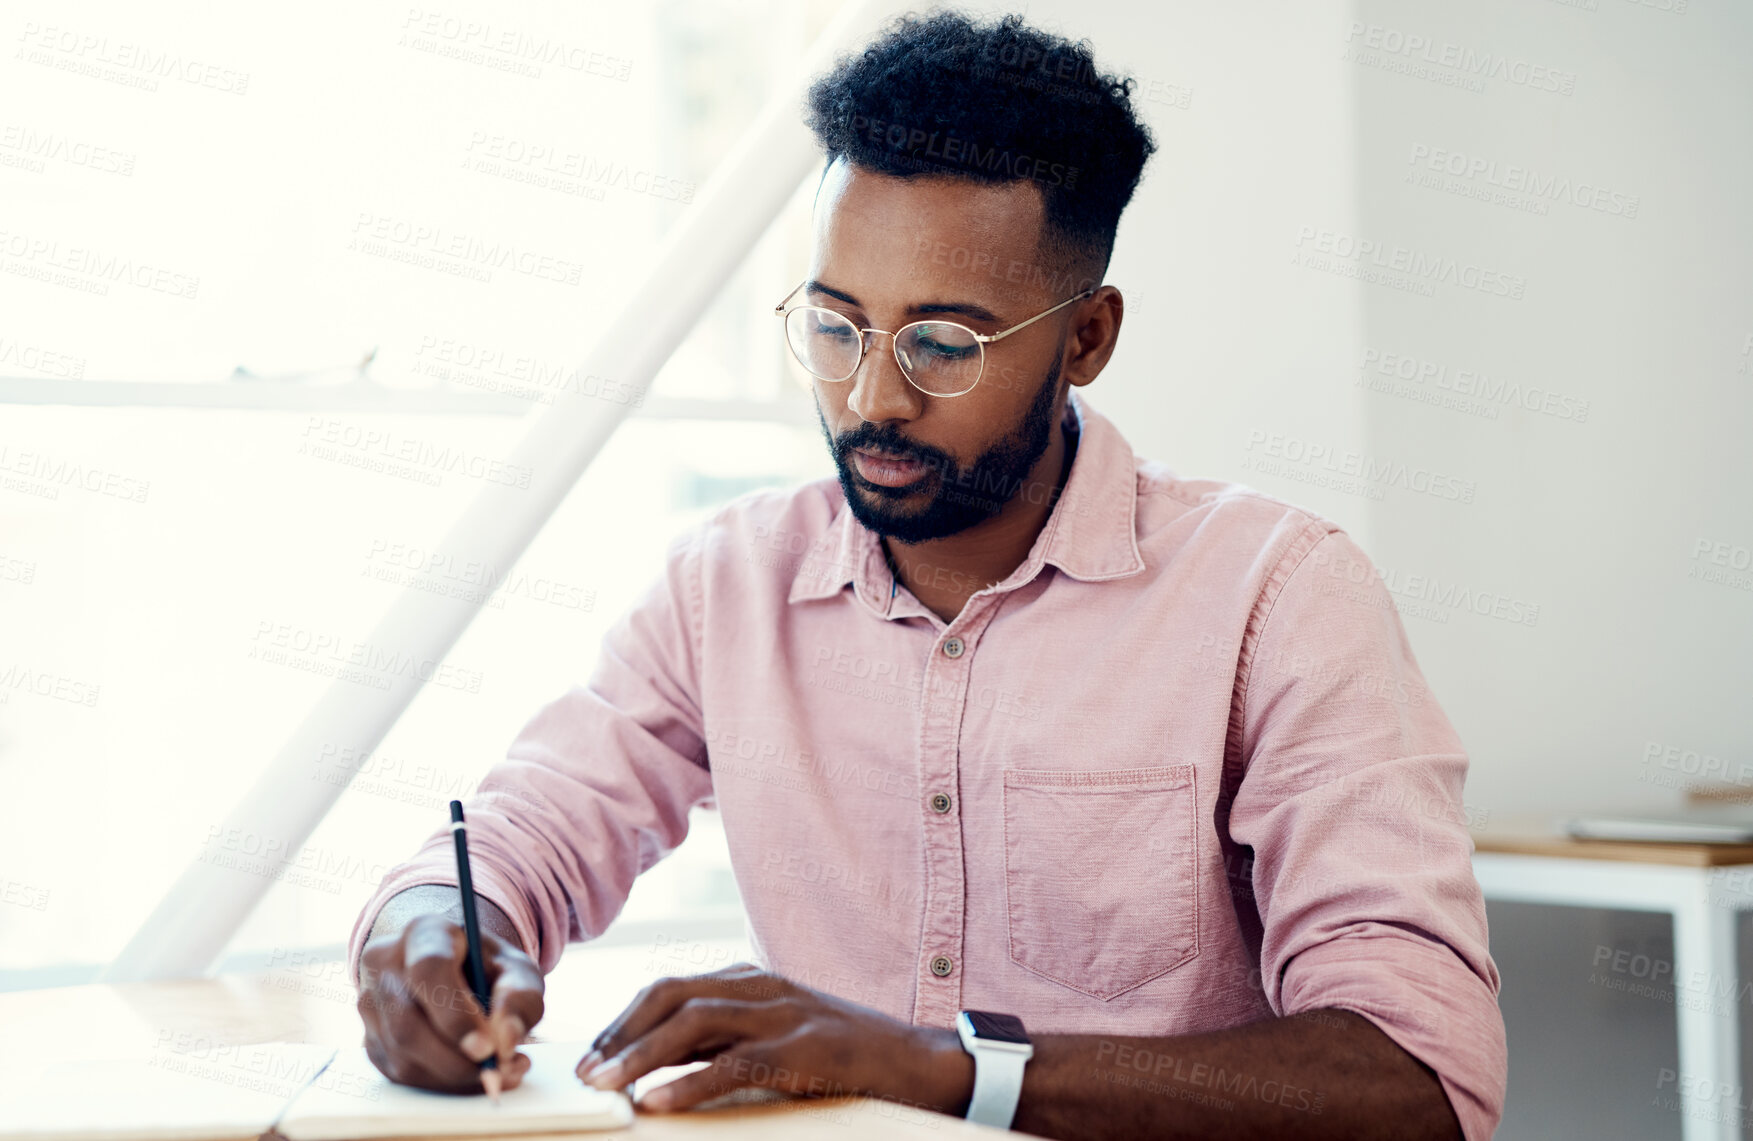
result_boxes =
[1672,874,1743,1141]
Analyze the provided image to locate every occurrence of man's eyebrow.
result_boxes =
[804,280,1003,325]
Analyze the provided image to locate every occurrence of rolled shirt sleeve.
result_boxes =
[1227,528,1508,1141]
[347,525,716,985]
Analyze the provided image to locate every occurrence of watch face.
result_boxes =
[963,1010,1029,1044]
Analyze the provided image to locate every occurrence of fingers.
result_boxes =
[481,928,542,993]
[583,968,792,1073]
[401,916,492,1052]
[368,969,494,1092]
[584,996,789,1091]
[358,915,545,1096]
[495,1050,534,1092]
[636,1045,771,1113]
[484,934,545,1070]
[582,976,697,1074]
[487,1009,528,1074]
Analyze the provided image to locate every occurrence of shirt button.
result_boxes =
[930,792,953,814]
[942,636,964,658]
[930,955,954,977]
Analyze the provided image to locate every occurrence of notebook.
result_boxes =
[274,1042,632,1139]
[0,1041,631,1141]
[0,1042,340,1141]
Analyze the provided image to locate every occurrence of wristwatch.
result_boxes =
[955,1010,1033,1129]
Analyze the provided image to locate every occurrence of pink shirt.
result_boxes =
[348,388,1506,1140]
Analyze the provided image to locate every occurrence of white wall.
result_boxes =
[1021,0,1753,821]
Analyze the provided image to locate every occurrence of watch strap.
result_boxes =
[964,1043,1028,1129]
[957,1012,1031,1130]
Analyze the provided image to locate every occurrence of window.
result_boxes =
[0,0,847,988]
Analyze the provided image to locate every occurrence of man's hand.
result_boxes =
[575,963,973,1114]
[357,912,545,1093]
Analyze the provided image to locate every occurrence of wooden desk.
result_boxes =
[1473,820,1753,1141]
[0,944,998,1140]
[1475,826,1753,867]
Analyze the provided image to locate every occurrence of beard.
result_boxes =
[817,350,1065,545]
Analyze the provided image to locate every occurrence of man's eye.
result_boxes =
[915,330,977,358]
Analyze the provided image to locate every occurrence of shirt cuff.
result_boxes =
[1279,932,1507,1141]
[345,856,543,989]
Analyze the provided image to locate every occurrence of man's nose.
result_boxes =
[846,329,923,422]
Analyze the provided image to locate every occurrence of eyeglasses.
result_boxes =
[773,280,1096,398]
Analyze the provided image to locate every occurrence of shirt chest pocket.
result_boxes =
[1002,765,1199,1001]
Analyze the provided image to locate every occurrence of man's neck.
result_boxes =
[883,416,1080,624]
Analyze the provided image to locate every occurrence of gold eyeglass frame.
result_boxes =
[773,280,1096,398]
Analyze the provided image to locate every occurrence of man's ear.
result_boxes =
[1066,286,1123,388]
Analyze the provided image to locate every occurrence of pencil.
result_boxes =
[450,800,502,1105]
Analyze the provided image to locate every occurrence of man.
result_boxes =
[348,10,1507,1140]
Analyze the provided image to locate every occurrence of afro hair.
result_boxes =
[803,8,1156,293]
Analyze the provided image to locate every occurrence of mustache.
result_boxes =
[837,431,950,472]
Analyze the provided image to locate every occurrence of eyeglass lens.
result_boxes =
[783,307,982,396]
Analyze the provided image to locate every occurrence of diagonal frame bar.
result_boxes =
[101,0,906,983]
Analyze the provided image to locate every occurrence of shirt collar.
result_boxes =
[786,388,1146,609]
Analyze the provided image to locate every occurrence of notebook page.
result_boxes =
[275,1042,632,1140]
[0,1042,338,1141]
